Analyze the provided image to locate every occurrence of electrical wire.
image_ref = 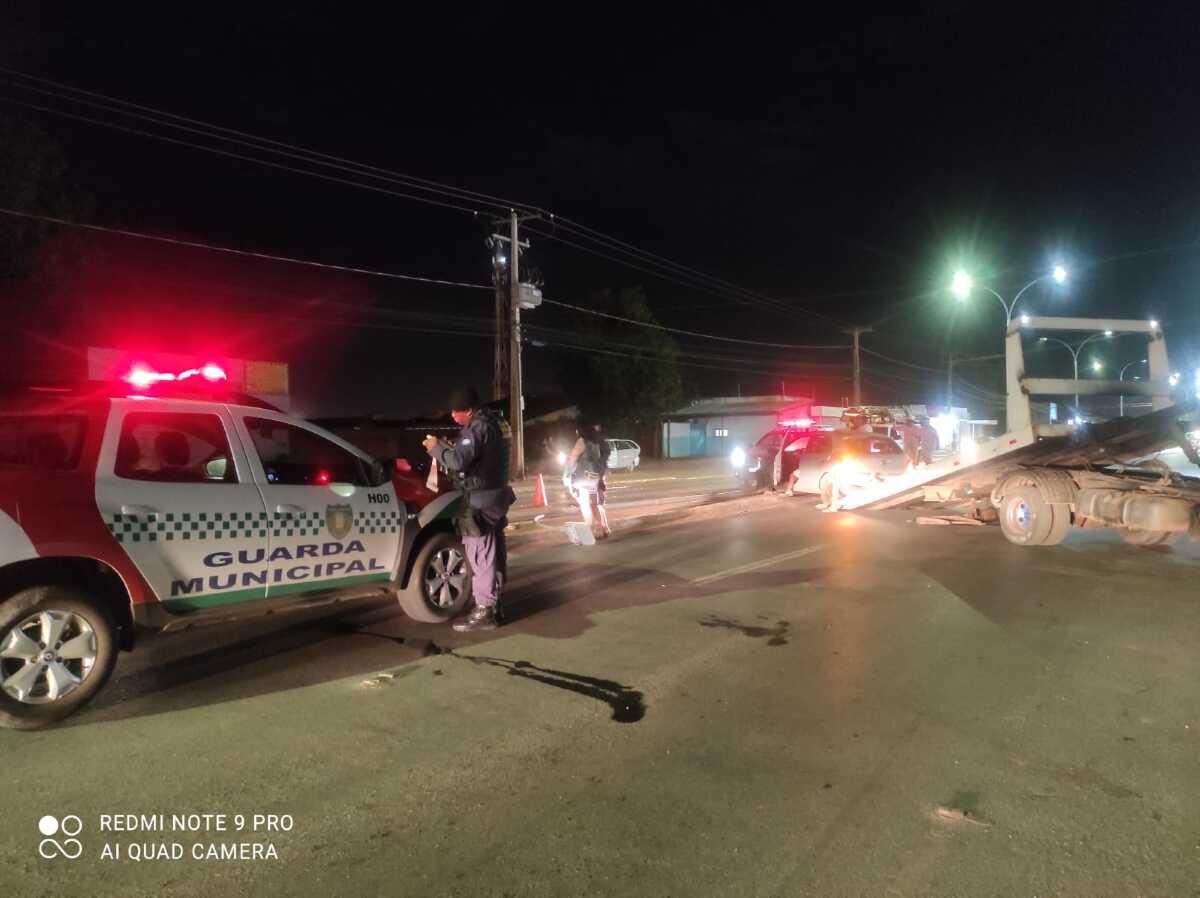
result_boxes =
[0,67,528,212]
[0,205,857,357]
[859,346,945,373]
[538,296,848,350]
[0,206,494,289]
[0,96,485,216]
[544,217,844,324]
[1,67,848,326]
[525,225,818,321]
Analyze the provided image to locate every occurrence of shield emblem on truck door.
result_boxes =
[326,504,354,541]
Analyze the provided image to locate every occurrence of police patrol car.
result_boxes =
[0,366,472,729]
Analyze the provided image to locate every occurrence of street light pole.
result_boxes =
[952,267,1069,329]
[1119,359,1148,417]
[1038,332,1111,415]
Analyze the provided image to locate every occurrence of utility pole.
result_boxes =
[491,244,509,402]
[946,352,954,410]
[490,212,538,480]
[508,210,525,481]
[843,326,872,406]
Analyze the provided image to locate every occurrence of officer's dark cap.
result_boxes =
[448,387,481,412]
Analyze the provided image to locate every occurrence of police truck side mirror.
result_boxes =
[367,458,389,488]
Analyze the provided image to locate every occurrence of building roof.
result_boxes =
[662,395,812,421]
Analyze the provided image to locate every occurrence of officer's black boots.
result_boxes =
[453,605,499,632]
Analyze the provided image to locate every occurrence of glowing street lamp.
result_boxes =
[951,270,974,301]
[949,265,1070,326]
[1091,359,1103,373]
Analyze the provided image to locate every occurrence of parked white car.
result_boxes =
[606,439,641,472]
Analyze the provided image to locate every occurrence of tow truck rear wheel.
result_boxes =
[999,486,1070,547]
[0,586,118,730]
[398,530,474,623]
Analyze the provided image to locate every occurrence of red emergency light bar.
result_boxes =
[124,363,228,390]
[778,418,814,428]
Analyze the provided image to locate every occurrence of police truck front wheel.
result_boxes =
[0,586,118,730]
[399,531,474,623]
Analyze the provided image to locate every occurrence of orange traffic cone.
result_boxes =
[532,473,548,508]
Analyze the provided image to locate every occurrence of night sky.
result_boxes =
[4,3,1200,417]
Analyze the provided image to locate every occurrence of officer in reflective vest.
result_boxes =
[423,387,516,631]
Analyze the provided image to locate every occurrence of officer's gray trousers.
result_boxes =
[464,522,507,609]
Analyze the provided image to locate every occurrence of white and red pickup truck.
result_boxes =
[0,371,471,728]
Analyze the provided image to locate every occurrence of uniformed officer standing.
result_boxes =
[423,387,515,632]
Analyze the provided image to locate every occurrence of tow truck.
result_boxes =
[0,366,473,729]
[835,317,1200,547]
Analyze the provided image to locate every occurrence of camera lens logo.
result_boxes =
[37,815,83,860]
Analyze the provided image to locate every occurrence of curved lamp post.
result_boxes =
[951,265,1068,326]
[1037,331,1114,414]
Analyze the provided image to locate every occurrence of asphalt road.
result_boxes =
[508,457,743,525]
[3,500,1199,897]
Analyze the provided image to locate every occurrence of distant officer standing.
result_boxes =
[423,387,516,632]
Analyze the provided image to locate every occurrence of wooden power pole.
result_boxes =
[490,212,538,480]
[492,244,509,402]
[508,211,525,480]
[844,326,872,405]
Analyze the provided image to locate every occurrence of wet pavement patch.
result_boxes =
[457,655,646,723]
[345,627,643,722]
[698,615,790,646]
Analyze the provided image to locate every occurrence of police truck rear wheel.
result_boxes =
[399,531,474,623]
[0,586,118,730]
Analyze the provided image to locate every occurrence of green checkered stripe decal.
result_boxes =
[106,509,402,542]
[108,511,271,543]
[273,510,324,538]
[355,510,401,535]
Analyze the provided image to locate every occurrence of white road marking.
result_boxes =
[690,544,825,585]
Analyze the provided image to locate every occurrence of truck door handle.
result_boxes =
[276,504,306,516]
[120,504,160,517]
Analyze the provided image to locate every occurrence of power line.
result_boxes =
[1,203,855,372]
[859,346,945,373]
[545,217,843,324]
[0,96,485,216]
[526,225,816,320]
[1,67,847,326]
[0,204,854,356]
[0,206,494,290]
[0,71,519,215]
[539,296,848,349]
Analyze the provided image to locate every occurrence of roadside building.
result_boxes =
[660,395,821,459]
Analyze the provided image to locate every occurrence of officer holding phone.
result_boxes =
[422,387,515,632]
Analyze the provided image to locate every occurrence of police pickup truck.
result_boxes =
[0,371,472,729]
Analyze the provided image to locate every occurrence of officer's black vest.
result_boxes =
[456,408,512,492]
